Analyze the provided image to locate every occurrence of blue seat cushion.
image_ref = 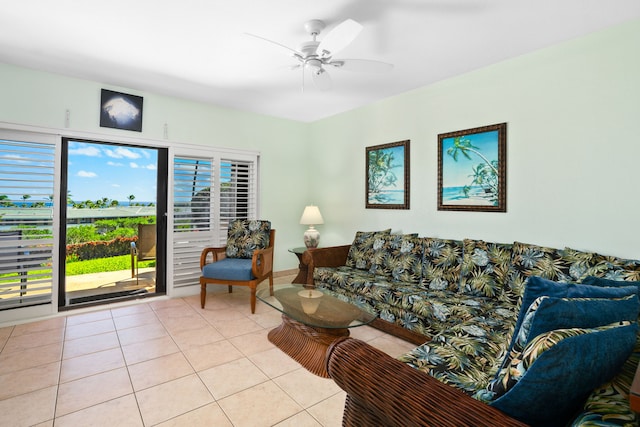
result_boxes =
[202,258,255,281]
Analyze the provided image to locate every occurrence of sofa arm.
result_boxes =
[325,337,527,427]
[302,244,351,285]
[631,360,640,412]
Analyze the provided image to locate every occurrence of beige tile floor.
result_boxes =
[0,274,415,427]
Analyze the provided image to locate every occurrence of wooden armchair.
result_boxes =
[199,220,275,313]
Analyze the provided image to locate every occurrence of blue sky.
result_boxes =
[441,130,499,187]
[68,141,158,203]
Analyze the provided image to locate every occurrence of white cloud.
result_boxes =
[69,145,102,157]
[129,162,157,170]
[107,161,124,167]
[77,170,97,178]
[105,147,140,159]
[112,184,121,188]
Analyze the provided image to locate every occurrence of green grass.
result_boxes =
[0,255,155,281]
[66,255,155,276]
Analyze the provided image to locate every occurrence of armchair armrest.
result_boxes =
[251,245,274,279]
[302,244,351,285]
[325,337,527,427]
[199,246,226,269]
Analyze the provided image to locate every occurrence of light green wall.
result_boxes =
[1,17,639,272]
[309,18,640,259]
[0,64,310,271]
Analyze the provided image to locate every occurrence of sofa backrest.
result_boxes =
[421,237,464,292]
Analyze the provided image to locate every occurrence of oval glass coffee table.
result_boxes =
[257,283,377,378]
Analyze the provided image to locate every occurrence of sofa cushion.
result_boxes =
[421,238,463,292]
[224,219,271,259]
[345,229,391,270]
[459,239,513,298]
[369,234,423,284]
[572,338,640,426]
[560,247,605,282]
[586,253,640,282]
[399,302,519,394]
[485,321,637,427]
[506,241,576,304]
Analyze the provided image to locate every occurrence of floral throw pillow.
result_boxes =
[225,220,271,259]
[345,229,391,270]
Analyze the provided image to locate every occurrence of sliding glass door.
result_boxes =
[59,139,167,308]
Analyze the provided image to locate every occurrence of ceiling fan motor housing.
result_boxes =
[304,19,326,36]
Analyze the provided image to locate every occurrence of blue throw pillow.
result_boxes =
[515,294,639,348]
[581,275,640,294]
[508,276,638,355]
[489,321,638,427]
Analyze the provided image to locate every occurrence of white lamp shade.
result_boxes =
[300,205,324,225]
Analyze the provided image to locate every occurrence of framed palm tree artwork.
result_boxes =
[438,123,507,212]
[366,140,410,209]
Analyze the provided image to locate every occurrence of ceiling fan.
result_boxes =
[247,19,393,91]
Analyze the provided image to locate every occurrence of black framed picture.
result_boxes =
[366,140,410,209]
[438,123,507,212]
[99,89,143,132]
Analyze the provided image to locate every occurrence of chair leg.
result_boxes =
[269,274,274,296]
[250,286,256,314]
[200,283,206,309]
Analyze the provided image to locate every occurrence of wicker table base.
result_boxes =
[268,314,350,378]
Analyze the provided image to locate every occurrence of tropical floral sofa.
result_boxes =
[306,229,640,426]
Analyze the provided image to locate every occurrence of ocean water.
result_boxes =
[368,190,405,204]
[442,185,489,202]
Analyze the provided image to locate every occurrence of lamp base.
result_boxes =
[303,226,320,249]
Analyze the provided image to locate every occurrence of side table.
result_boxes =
[289,246,312,284]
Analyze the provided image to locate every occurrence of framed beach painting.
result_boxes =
[438,123,506,212]
[366,140,410,209]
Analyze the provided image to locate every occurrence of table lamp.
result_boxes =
[300,205,324,248]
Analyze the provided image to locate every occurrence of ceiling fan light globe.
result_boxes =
[305,58,322,70]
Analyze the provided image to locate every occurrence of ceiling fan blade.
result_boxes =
[311,68,332,91]
[330,59,394,73]
[244,32,300,55]
[317,19,363,57]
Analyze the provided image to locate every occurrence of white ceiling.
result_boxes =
[1,0,640,123]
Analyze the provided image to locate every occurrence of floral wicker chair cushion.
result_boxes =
[225,219,271,259]
[479,322,638,426]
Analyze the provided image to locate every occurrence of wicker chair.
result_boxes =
[325,337,528,427]
[199,220,275,313]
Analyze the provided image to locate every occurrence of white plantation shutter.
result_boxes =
[0,137,56,309]
[173,158,214,233]
[218,158,257,246]
[171,152,258,288]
